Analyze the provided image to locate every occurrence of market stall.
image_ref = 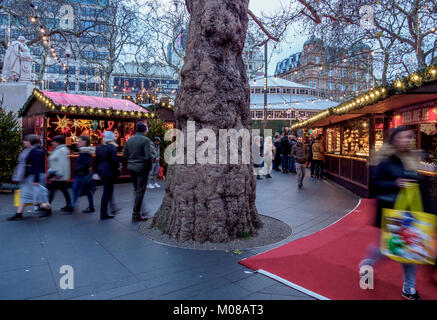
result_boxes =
[291,65,437,197]
[19,89,155,180]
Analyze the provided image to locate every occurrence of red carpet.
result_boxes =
[240,199,437,300]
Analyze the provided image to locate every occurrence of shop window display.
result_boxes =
[327,127,341,154]
[342,118,370,157]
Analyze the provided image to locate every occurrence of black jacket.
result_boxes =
[95,144,119,178]
[25,147,45,183]
[75,147,94,176]
[280,136,291,156]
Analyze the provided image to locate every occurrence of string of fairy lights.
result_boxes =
[20,88,156,120]
[291,64,437,129]
[29,3,70,78]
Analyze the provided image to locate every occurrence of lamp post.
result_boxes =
[263,42,268,130]
[65,48,71,93]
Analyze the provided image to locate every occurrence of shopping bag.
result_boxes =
[33,184,49,204]
[157,166,164,180]
[381,183,437,265]
[13,189,20,207]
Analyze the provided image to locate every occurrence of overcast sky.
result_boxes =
[248,0,308,74]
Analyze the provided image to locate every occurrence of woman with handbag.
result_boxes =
[95,131,119,220]
[8,135,51,221]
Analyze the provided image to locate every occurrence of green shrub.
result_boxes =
[0,108,22,184]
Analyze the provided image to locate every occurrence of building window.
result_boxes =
[308,80,312,87]
[328,82,333,90]
[328,69,333,76]
[316,56,320,64]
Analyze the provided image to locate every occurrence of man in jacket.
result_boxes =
[291,137,308,189]
[123,122,152,222]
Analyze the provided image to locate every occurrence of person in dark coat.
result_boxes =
[273,133,282,171]
[95,131,119,220]
[280,133,291,173]
[123,122,152,222]
[8,135,51,221]
[361,126,423,300]
[71,136,95,214]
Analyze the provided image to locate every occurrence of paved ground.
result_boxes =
[0,169,359,300]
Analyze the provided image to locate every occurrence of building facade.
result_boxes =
[275,36,374,101]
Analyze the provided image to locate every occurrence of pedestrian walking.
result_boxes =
[8,134,51,221]
[123,122,152,222]
[291,137,308,189]
[289,135,297,174]
[95,131,119,220]
[253,135,264,180]
[148,137,161,189]
[360,126,424,300]
[308,138,315,177]
[263,136,273,179]
[273,133,282,171]
[312,134,325,179]
[280,132,291,173]
[71,136,95,214]
[47,135,73,213]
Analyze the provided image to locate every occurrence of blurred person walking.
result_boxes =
[292,137,308,189]
[47,135,73,213]
[288,135,297,174]
[95,131,119,220]
[123,122,152,222]
[8,134,51,220]
[280,132,291,173]
[360,126,424,300]
[148,137,161,189]
[312,134,325,179]
[71,136,95,214]
[273,133,282,171]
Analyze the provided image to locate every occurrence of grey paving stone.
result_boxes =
[0,169,360,300]
[258,283,312,297]
[0,244,46,273]
[234,274,279,293]
[0,265,57,300]
[76,282,146,300]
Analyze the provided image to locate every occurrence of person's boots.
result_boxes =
[83,207,95,213]
[7,213,23,221]
[39,208,52,218]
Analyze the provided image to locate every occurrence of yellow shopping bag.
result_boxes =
[381,183,437,265]
[13,189,20,207]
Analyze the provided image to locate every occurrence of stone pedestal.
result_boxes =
[0,82,35,114]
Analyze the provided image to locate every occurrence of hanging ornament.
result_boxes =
[93,120,99,130]
[99,120,105,129]
[71,119,82,131]
[114,128,120,140]
[79,119,91,130]
[53,115,70,134]
[420,124,436,135]
[108,121,115,131]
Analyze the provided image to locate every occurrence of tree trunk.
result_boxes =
[152,0,263,243]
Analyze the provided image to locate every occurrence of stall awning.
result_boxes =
[292,64,437,129]
[19,89,152,120]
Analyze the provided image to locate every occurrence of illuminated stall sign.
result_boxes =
[399,102,437,125]
[113,77,179,94]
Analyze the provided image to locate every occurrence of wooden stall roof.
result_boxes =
[291,65,437,129]
[19,88,151,120]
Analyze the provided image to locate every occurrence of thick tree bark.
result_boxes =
[152,0,263,243]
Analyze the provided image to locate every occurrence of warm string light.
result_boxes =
[30,89,153,119]
[291,64,437,129]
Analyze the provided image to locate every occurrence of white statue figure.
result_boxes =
[2,36,33,82]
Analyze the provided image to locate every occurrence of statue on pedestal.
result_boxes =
[2,36,32,83]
